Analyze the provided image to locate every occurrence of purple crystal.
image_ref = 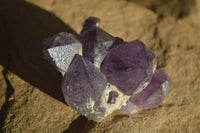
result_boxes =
[80,17,122,67]
[116,69,172,114]
[62,54,129,122]
[101,40,156,95]
[43,32,82,73]
[43,17,172,122]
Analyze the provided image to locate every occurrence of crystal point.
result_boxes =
[101,40,156,95]
[80,27,118,67]
[116,69,172,114]
[62,55,129,122]
[81,17,100,33]
[43,32,82,73]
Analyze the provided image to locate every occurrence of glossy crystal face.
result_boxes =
[43,17,172,122]
[101,40,156,95]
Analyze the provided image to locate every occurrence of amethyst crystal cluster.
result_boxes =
[43,17,172,122]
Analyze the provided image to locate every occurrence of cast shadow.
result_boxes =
[63,115,96,133]
[0,0,78,104]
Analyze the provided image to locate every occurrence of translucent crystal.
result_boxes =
[43,32,82,73]
[43,17,172,122]
[101,40,156,95]
[80,17,123,68]
[62,54,129,122]
[81,16,100,34]
[116,69,172,114]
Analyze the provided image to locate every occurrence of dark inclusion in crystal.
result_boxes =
[107,91,119,104]
[43,16,172,122]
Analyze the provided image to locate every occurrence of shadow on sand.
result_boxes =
[0,0,78,104]
[0,0,98,132]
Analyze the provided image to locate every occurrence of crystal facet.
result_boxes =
[43,32,82,73]
[101,40,156,95]
[62,54,129,122]
[43,17,172,122]
[116,69,172,114]
[80,17,122,68]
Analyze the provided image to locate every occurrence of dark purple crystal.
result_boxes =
[101,40,156,95]
[116,69,172,114]
[80,17,123,67]
[81,16,100,34]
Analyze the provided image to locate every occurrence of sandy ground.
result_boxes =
[0,0,200,132]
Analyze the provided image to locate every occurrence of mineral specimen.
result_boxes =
[43,16,172,122]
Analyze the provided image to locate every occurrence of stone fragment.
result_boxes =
[62,54,129,122]
[116,69,172,114]
[101,40,156,95]
[43,32,82,73]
